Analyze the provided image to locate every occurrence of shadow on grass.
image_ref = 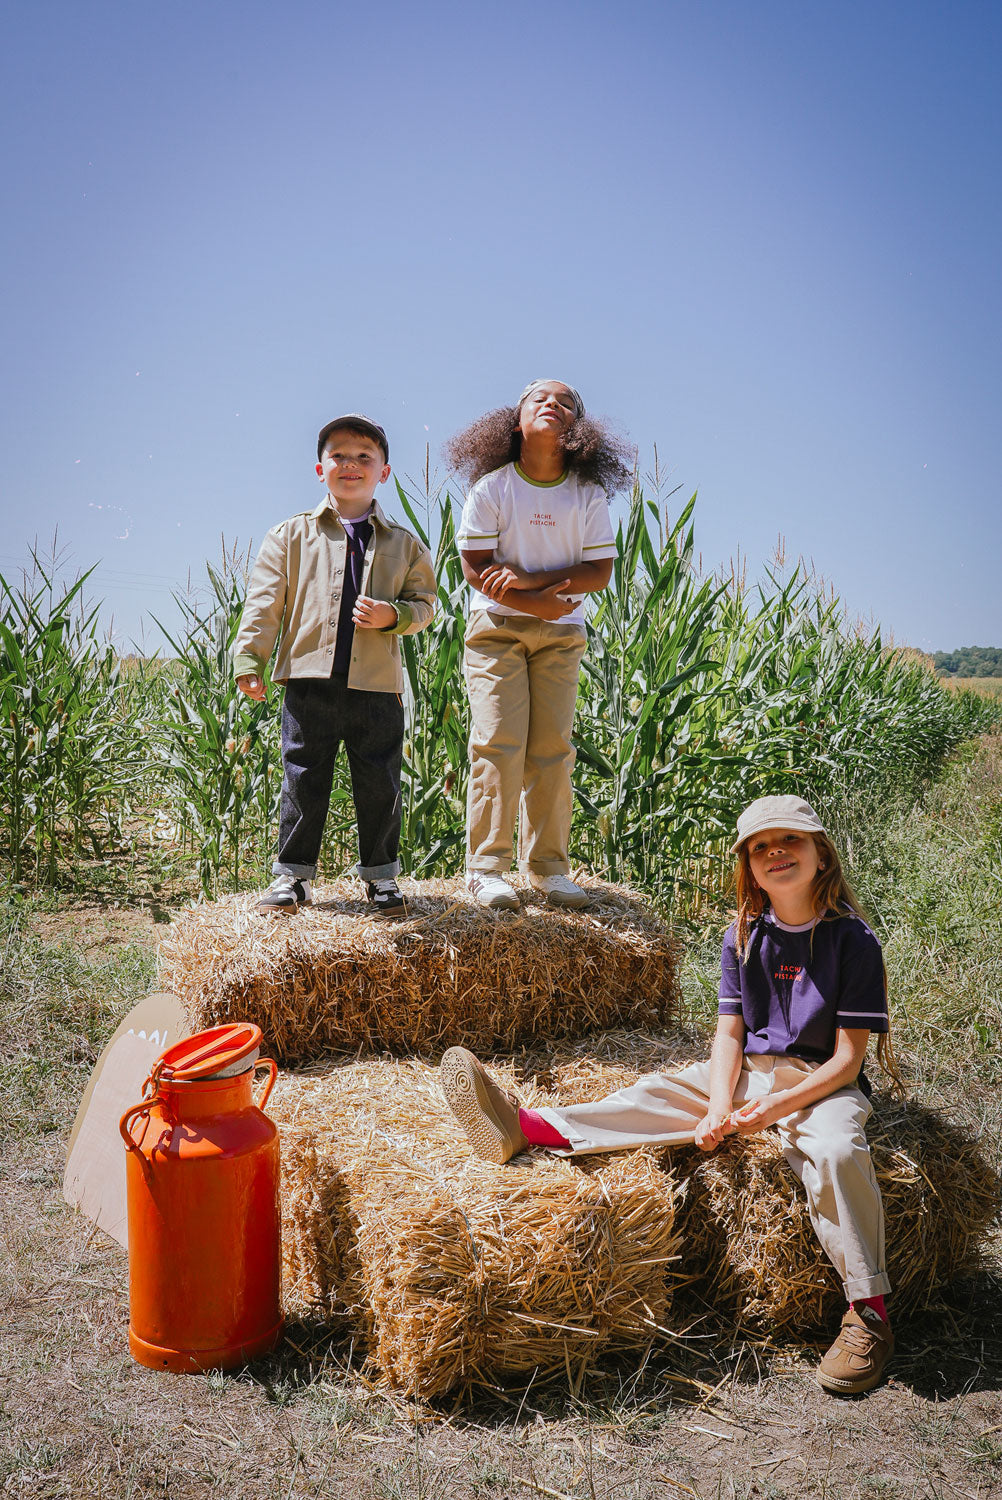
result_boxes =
[888,1269,1002,1398]
[241,1263,1002,1430]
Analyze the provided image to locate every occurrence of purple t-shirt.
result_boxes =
[718,910,888,1081]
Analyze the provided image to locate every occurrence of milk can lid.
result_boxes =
[157,1023,263,1081]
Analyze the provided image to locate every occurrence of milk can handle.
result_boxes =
[120,1098,152,1152]
[255,1058,278,1110]
[119,1063,162,1153]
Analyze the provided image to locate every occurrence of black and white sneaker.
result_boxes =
[256,874,314,915]
[366,877,407,919]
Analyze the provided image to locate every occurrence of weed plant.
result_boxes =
[1,740,1001,1498]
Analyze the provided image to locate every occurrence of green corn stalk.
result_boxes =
[5,480,999,905]
[396,478,470,872]
[154,545,281,897]
[0,556,143,883]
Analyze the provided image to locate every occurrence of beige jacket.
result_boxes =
[233,496,436,691]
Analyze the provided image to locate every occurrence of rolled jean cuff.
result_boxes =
[519,859,570,877]
[273,861,316,880]
[357,859,400,881]
[844,1271,891,1301]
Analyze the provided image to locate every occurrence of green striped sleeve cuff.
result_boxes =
[234,650,267,679]
[384,600,413,634]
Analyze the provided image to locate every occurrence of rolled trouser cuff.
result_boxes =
[273,861,316,880]
[357,859,401,881]
[844,1271,892,1301]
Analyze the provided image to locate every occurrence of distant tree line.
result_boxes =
[934,646,1002,678]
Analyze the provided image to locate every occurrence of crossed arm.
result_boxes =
[693,1014,872,1151]
[460,550,613,622]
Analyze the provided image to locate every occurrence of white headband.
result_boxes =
[517,380,585,418]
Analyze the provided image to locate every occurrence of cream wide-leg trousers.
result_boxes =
[464,611,587,876]
[536,1053,890,1302]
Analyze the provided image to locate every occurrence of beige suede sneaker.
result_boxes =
[440,1047,528,1164]
[817,1306,894,1394]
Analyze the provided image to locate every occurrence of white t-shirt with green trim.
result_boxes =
[456,462,617,625]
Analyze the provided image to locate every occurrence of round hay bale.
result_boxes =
[158,876,679,1064]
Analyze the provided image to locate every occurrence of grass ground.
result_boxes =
[3,737,1002,1499]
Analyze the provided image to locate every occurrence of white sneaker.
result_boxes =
[465,870,520,911]
[257,874,314,914]
[528,872,590,909]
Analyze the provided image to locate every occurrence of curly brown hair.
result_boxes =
[445,405,636,493]
[732,833,905,1096]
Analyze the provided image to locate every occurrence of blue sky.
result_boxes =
[1,0,999,652]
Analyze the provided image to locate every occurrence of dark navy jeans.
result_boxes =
[274,676,404,882]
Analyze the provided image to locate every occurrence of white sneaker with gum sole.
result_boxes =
[528,872,589,909]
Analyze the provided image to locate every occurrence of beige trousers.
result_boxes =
[464,611,587,876]
[537,1053,890,1302]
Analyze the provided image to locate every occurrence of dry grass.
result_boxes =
[157,876,679,1063]
[271,1031,1000,1399]
[942,676,1002,697]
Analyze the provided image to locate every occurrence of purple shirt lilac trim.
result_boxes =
[718,910,887,1093]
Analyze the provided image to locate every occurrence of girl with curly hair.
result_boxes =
[447,379,634,911]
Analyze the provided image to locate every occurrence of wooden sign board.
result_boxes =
[63,991,189,1249]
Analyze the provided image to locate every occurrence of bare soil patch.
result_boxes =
[28,898,168,953]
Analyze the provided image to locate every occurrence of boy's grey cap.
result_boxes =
[731,794,826,853]
[317,414,389,462]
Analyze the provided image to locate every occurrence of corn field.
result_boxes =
[2,486,997,908]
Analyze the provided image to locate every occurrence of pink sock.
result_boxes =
[853,1294,889,1324]
[518,1107,571,1150]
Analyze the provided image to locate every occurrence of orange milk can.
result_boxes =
[120,1022,284,1371]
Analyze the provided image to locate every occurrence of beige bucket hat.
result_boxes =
[730,794,826,854]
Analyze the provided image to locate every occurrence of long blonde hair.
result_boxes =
[733,831,905,1096]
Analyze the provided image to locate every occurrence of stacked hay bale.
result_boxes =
[158,876,678,1062]
[158,881,1000,1398]
[271,1058,686,1398]
[678,1099,1001,1335]
[158,877,689,1396]
[266,1034,1000,1396]
[538,1034,1000,1334]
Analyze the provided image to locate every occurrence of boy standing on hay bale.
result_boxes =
[447,379,632,911]
[234,415,436,918]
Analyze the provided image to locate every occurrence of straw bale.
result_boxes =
[526,1033,1000,1332]
[677,1099,1002,1334]
[157,876,678,1064]
[271,1055,687,1399]
[273,1034,1000,1394]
